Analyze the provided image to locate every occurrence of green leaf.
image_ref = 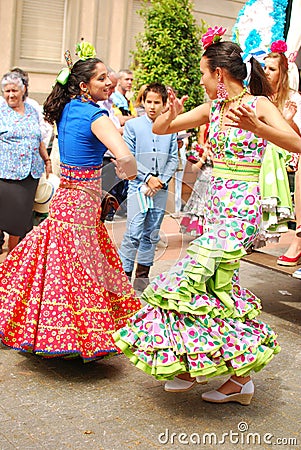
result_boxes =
[131,0,207,144]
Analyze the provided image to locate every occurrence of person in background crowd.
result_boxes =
[0,67,53,250]
[99,68,123,221]
[99,68,122,133]
[0,71,51,255]
[0,230,5,254]
[118,82,178,292]
[112,69,137,123]
[110,69,137,218]
[260,44,301,271]
[257,42,301,250]
[134,84,147,117]
[171,131,190,219]
[113,28,301,405]
[0,67,53,147]
[0,46,140,360]
[180,125,213,236]
[288,162,301,279]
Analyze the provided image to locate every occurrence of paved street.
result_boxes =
[0,216,300,450]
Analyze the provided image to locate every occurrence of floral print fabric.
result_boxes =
[0,102,43,180]
[0,164,141,360]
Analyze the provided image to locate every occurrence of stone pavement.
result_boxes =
[0,216,300,450]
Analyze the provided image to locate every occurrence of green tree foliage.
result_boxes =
[132,0,206,116]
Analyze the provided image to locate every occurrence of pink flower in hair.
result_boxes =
[202,26,227,50]
[270,40,287,54]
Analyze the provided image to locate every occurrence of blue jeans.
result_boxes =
[118,189,167,272]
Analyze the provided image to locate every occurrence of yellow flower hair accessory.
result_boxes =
[76,41,96,60]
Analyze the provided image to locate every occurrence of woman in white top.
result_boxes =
[258,44,301,251]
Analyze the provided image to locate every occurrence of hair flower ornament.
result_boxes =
[270,40,287,54]
[76,41,96,60]
[202,26,227,50]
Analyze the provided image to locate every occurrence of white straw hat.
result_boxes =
[33,172,60,214]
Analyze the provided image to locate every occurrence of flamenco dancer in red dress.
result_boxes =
[0,43,141,361]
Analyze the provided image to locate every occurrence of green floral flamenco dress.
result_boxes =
[113,98,280,380]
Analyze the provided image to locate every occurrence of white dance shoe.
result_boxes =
[201,378,254,405]
[164,376,208,392]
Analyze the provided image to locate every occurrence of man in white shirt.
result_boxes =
[99,69,125,221]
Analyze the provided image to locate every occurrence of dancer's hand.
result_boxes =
[112,158,129,180]
[166,87,188,120]
[203,142,213,160]
[283,100,297,123]
[112,155,137,180]
[225,103,260,133]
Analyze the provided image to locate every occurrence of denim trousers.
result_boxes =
[118,189,167,272]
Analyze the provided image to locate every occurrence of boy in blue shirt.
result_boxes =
[119,82,178,291]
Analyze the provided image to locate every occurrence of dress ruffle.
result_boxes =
[113,234,280,379]
[114,307,279,379]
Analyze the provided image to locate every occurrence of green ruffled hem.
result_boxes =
[114,232,279,381]
[143,296,260,322]
[142,243,258,320]
[114,332,281,381]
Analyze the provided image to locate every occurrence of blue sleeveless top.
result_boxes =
[57,98,109,166]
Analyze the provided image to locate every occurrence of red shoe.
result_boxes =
[296,225,301,238]
[277,251,301,266]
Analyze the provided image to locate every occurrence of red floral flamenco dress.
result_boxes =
[0,163,141,361]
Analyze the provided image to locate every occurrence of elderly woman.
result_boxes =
[0,71,51,254]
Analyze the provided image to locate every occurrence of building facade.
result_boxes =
[0,0,245,103]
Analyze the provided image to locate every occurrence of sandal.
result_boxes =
[164,377,196,392]
[277,251,301,266]
[201,378,254,405]
[164,375,208,392]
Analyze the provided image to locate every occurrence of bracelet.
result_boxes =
[44,158,52,164]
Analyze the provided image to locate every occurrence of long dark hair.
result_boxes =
[203,41,273,97]
[43,58,103,124]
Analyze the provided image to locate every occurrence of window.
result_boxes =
[14,0,80,73]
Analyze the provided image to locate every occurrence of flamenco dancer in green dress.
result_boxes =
[113,27,301,405]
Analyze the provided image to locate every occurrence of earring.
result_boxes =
[81,88,92,102]
[217,79,228,100]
